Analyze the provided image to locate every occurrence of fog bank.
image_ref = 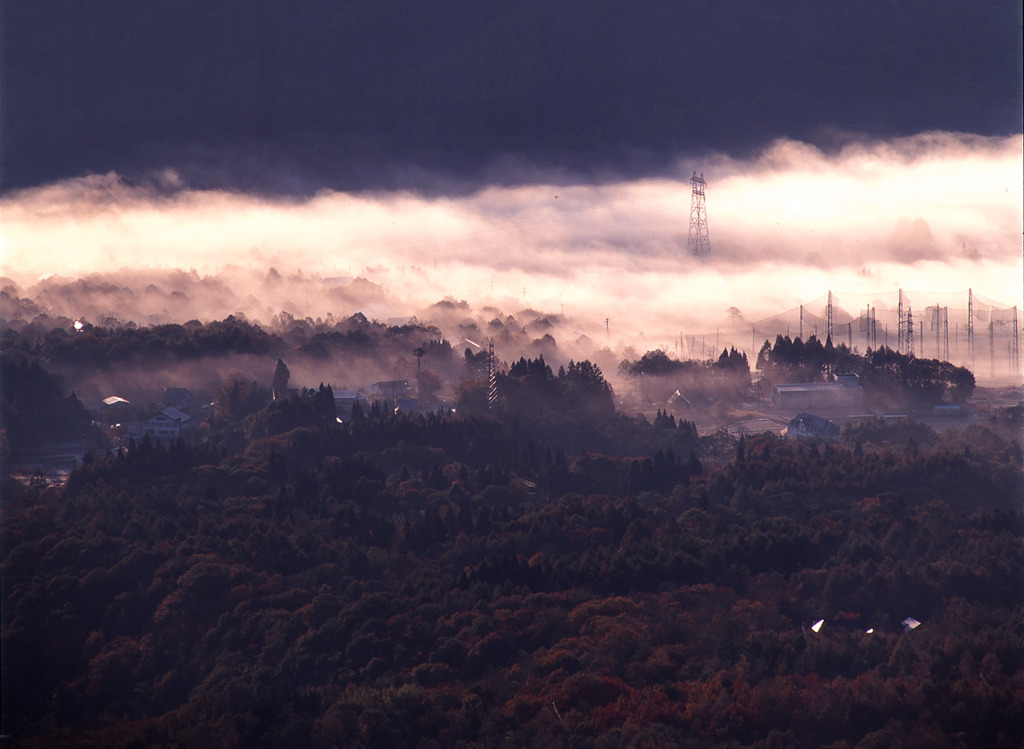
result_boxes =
[3,132,1020,355]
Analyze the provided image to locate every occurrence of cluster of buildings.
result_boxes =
[100,379,430,446]
[770,374,864,439]
[98,387,204,445]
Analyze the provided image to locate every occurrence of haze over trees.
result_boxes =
[756,335,976,409]
[3,0,1021,741]
[2,312,1022,747]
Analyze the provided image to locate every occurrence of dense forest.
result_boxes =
[2,314,1022,747]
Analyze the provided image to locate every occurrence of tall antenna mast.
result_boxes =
[688,171,711,259]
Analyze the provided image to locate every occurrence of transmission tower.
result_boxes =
[1013,306,1020,378]
[688,171,711,259]
[967,288,975,367]
[942,307,949,361]
[826,290,833,343]
[487,340,497,409]
[988,321,995,378]
[906,306,915,356]
[897,289,904,353]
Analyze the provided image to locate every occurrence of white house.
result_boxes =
[142,408,191,442]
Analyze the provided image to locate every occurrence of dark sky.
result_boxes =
[2,0,1021,194]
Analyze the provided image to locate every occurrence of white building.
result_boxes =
[142,408,191,442]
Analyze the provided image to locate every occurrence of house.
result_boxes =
[142,408,191,442]
[161,387,197,411]
[101,395,132,420]
[667,389,692,409]
[334,389,368,419]
[773,374,862,410]
[395,397,419,415]
[784,413,841,440]
[367,379,412,399]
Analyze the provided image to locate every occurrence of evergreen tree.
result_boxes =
[272,358,290,400]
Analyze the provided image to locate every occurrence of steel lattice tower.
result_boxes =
[906,307,915,356]
[942,307,949,361]
[1013,306,1020,378]
[967,289,975,368]
[897,289,905,352]
[487,339,497,409]
[688,171,711,259]
[826,290,834,343]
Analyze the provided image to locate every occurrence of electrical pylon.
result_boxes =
[968,288,975,367]
[826,290,833,343]
[942,307,949,361]
[688,171,711,259]
[487,340,497,409]
[897,289,904,353]
[906,306,915,356]
[1013,306,1020,378]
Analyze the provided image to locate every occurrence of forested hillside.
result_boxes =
[3,394,1022,746]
